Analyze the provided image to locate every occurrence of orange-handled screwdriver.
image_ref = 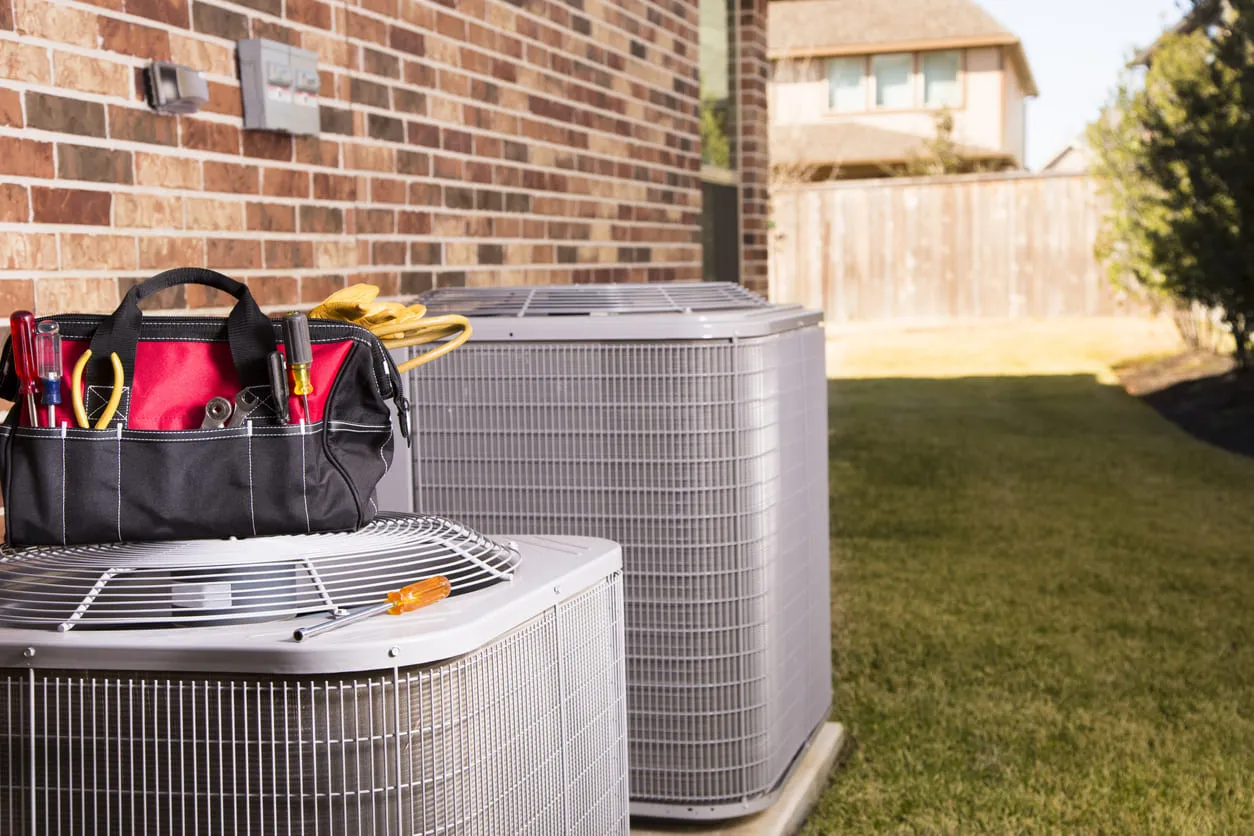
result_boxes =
[293,576,451,642]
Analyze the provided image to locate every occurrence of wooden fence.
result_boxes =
[770,171,1130,323]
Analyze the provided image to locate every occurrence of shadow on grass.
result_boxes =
[810,374,1254,834]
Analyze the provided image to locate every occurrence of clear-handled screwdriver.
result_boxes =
[35,320,62,428]
[9,311,39,427]
[282,312,313,423]
[292,576,451,642]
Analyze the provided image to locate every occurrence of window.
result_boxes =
[922,50,961,107]
[827,57,865,112]
[699,0,736,171]
[872,53,913,109]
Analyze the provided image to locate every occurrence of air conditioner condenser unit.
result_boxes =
[0,514,630,835]
[385,283,833,820]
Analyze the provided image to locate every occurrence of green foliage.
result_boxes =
[1090,1,1254,367]
[905,109,966,177]
[700,96,731,170]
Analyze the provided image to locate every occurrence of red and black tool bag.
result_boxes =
[0,269,410,546]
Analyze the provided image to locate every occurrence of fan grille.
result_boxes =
[418,282,768,317]
[0,575,629,835]
[0,515,519,631]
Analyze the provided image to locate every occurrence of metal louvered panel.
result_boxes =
[419,282,769,317]
[404,325,832,819]
[0,575,629,835]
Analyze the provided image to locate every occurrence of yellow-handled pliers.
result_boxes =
[70,350,125,429]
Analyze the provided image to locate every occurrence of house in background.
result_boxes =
[768,0,1039,180]
[1042,138,1093,173]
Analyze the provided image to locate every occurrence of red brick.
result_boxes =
[32,187,110,225]
[372,240,406,265]
[389,25,424,56]
[247,202,296,233]
[299,205,342,234]
[252,18,298,45]
[204,81,244,117]
[37,278,118,314]
[313,173,357,201]
[204,161,259,194]
[126,0,189,27]
[244,275,298,306]
[206,238,262,270]
[243,132,292,162]
[98,17,171,60]
[0,88,20,127]
[182,119,239,155]
[286,0,329,28]
[57,145,133,185]
[60,234,137,271]
[0,184,28,222]
[399,211,431,235]
[355,208,394,234]
[108,106,178,146]
[25,92,106,137]
[192,1,248,39]
[371,178,406,204]
[346,10,386,44]
[138,237,204,270]
[0,0,12,29]
[300,274,346,303]
[261,167,309,198]
[295,138,339,167]
[185,284,235,307]
[264,240,313,269]
[0,281,34,315]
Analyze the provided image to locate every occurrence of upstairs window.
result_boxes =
[923,50,962,107]
[872,54,913,109]
[827,57,865,112]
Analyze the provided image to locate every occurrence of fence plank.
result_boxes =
[771,172,1127,322]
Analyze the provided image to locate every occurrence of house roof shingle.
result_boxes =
[770,121,1014,168]
[769,0,1039,96]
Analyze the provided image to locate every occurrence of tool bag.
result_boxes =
[0,269,410,546]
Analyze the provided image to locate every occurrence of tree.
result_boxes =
[1090,0,1254,368]
[905,110,965,177]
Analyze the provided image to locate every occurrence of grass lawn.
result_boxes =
[805,321,1254,833]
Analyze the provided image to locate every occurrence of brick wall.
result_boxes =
[0,0,749,316]
[738,0,768,296]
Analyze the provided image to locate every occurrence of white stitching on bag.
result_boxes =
[246,421,256,536]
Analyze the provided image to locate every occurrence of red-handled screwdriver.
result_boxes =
[9,311,39,427]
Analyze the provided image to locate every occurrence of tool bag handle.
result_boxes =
[86,268,276,392]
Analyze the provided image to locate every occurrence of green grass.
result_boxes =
[805,375,1254,834]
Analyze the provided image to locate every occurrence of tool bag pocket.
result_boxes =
[0,268,407,546]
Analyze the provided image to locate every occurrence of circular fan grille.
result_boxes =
[0,514,519,631]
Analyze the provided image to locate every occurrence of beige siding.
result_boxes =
[771,172,1128,321]
[959,47,1004,155]
[1003,52,1028,165]
[770,47,1010,159]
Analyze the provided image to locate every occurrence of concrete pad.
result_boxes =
[631,722,847,836]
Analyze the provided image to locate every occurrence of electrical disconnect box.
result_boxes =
[237,39,320,135]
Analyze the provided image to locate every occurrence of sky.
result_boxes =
[977,0,1185,169]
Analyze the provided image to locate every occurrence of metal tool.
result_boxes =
[225,389,261,428]
[9,311,39,427]
[70,350,125,430]
[283,312,313,423]
[34,320,62,428]
[267,350,289,424]
[201,396,232,429]
[292,576,451,642]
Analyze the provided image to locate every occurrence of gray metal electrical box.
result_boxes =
[237,39,320,135]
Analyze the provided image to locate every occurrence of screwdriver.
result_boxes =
[282,312,313,423]
[292,576,451,642]
[267,350,289,424]
[35,320,62,428]
[9,311,39,427]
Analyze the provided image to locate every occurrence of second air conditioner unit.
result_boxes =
[383,282,833,820]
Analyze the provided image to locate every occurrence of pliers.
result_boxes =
[70,350,125,429]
